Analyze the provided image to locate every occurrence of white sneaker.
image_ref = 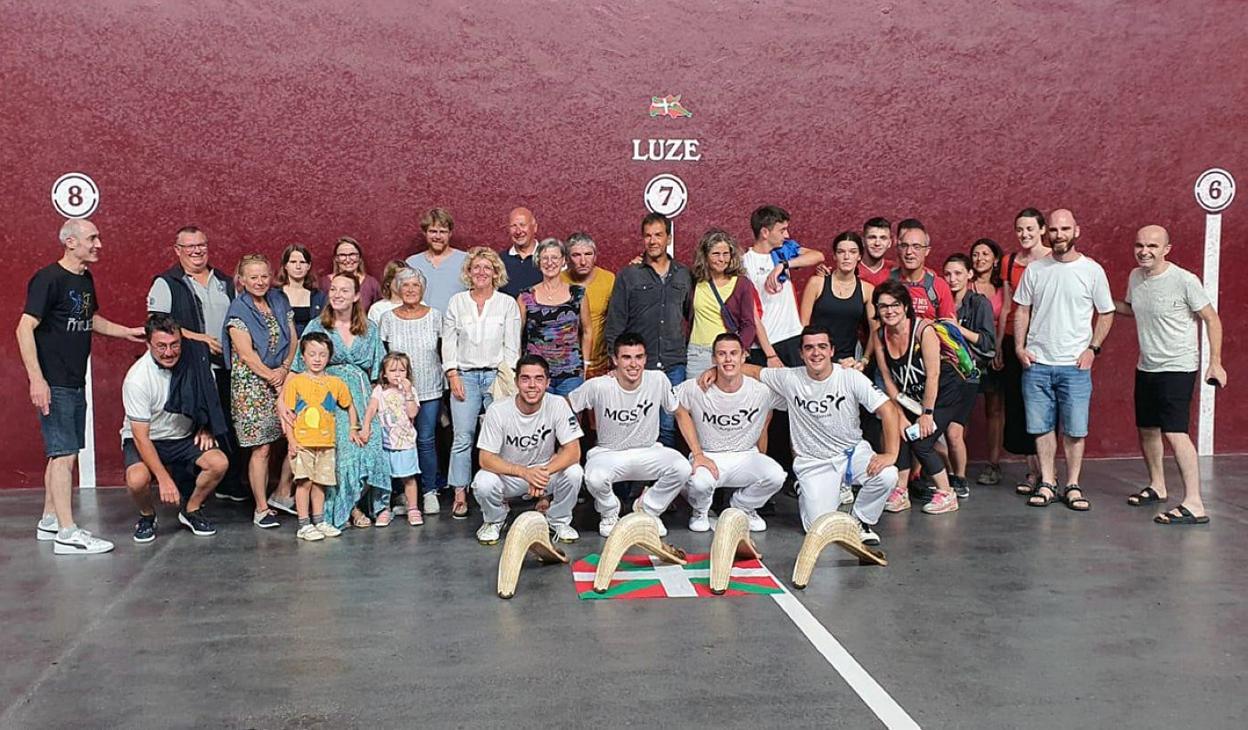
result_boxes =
[551,523,579,543]
[840,484,854,505]
[53,527,114,555]
[315,522,342,538]
[689,510,711,533]
[37,514,58,541]
[632,498,668,537]
[423,492,441,515]
[738,506,767,532]
[297,524,325,542]
[267,496,296,516]
[477,522,503,544]
[598,514,619,537]
[860,523,881,546]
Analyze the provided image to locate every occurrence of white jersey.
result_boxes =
[676,378,784,453]
[742,248,803,344]
[760,365,888,459]
[477,394,583,467]
[1013,253,1114,366]
[568,371,678,451]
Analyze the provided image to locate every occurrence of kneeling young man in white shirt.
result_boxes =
[568,332,690,537]
[675,332,787,533]
[472,354,585,545]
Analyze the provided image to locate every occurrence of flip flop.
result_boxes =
[1127,487,1164,506]
[1154,505,1210,525]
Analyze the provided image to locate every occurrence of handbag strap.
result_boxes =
[708,278,738,332]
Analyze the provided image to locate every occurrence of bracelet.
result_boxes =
[766,352,779,359]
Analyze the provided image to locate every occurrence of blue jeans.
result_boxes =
[448,370,495,488]
[548,375,584,397]
[1021,363,1092,438]
[39,386,86,458]
[416,397,441,493]
[658,365,686,447]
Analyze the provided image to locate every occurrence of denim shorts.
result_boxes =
[1021,363,1093,438]
[39,386,87,458]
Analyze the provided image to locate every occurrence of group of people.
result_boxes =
[18,203,1225,556]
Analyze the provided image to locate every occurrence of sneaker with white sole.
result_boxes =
[840,484,854,505]
[315,522,342,538]
[689,510,711,533]
[598,514,619,537]
[737,506,767,532]
[476,521,503,545]
[267,496,297,516]
[632,498,668,537]
[551,523,579,543]
[423,492,441,515]
[215,490,248,503]
[297,524,325,541]
[859,522,881,546]
[133,514,157,543]
[922,490,959,514]
[53,527,115,555]
[37,514,59,541]
[884,484,911,512]
[178,509,217,537]
[253,510,281,529]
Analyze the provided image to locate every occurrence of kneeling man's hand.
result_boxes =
[866,451,896,477]
[157,475,180,506]
[524,465,551,495]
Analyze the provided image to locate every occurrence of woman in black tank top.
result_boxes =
[800,231,876,366]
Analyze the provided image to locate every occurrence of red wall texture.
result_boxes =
[1,1,1244,487]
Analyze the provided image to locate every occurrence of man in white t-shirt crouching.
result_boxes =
[704,325,901,544]
[472,354,585,545]
[675,332,786,532]
[568,332,690,537]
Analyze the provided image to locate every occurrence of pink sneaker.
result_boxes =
[884,484,911,513]
[922,490,959,514]
[407,509,424,527]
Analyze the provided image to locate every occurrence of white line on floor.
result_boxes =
[648,555,698,597]
[767,572,921,729]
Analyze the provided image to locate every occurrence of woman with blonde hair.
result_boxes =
[441,247,521,519]
[223,254,298,529]
[686,228,759,376]
[320,236,383,312]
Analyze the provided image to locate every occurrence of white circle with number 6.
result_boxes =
[1194,168,1235,213]
[51,172,100,219]
[643,173,688,218]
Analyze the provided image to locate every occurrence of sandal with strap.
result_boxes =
[1062,484,1091,512]
[1127,486,1164,506]
[1027,483,1057,507]
[351,510,373,528]
[1015,472,1038,496]
[1154,505,1210,525]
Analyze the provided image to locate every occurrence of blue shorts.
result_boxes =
[386,447,420,478]
[39,386,87,458]
[1021,363,1093,438]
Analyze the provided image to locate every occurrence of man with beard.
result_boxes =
[561,232,615,378]
[889,218,955,320]
[1014,209,1114,512]
[122,314,228,542]
[1116,225,1224,525]
[674,333,786,532]
[405,207,468,313]
[500,207,543,297]
[472,355,584,544]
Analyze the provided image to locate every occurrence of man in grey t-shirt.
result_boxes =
[1114,225,1225,525]
[404,207,468,313]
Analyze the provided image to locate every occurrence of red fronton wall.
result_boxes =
[1,1,1244,487]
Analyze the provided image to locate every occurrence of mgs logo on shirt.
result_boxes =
[603,400,655,424]
[793,393,847,415]
[701,408,762,430]
[505,426,554,451]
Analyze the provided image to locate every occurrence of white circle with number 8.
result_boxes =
[51,172,100,219]
[1194,168,1235,213]
[643,173,688,218]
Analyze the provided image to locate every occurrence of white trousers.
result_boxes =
[471,464,583,527]
[585,445,692,519]
[794,440,898,531]
[684,449,786,513]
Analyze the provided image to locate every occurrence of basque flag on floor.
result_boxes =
[572,553,784,600]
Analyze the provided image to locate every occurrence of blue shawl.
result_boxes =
[222,289,293,369]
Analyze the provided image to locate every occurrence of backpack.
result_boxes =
[889,269,942,314]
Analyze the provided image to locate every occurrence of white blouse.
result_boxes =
[441,290,521,372]
[379,307,445,401]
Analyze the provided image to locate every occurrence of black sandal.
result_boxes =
[1063,484,1091,511]
[1015,473,1038,496]
[1154,505,1210,525]
[1127,486,1164,506]
[1027,483,1057,507]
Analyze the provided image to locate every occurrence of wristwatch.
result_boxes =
[922,407,934,415]
[1089,344,1102,355]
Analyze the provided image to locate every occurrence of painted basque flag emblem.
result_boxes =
[573,553,783,600]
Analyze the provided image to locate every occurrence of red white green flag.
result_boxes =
[572,552,784,600]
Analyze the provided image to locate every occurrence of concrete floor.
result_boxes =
[1,456,1245,729]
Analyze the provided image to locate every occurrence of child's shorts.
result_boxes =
[386,447,420,478]
[292,447,337,486]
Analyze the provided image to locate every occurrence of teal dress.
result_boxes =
[294,319,390,527]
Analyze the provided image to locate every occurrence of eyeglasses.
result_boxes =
[177,243,208,251]
[896,244,928,251]
[878,302,905,311]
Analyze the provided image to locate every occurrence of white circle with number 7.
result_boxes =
[51,172,100,219]
[1194,168,1235,213]
[643,173,688,218]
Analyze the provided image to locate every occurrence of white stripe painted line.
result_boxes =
[648,555,698,597]
[1198,212,1221,456]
